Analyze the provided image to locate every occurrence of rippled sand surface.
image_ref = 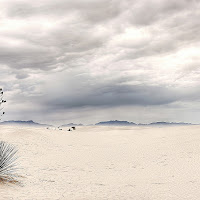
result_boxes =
[0,125,200,199]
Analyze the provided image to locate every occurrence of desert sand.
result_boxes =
[0,125,200,199]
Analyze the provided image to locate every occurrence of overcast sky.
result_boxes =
[1,0,200,125]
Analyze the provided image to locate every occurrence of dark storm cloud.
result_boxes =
[40,70,200,111]
[44,84,179,109]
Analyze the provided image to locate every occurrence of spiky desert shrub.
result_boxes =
[0,141,18,183]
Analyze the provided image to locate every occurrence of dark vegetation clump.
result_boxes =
[0,88,6,121]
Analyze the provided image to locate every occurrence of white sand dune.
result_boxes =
[0,125,200,199]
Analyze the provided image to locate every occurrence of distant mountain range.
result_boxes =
[0,120,83,128]
[95,120,193,126]
[60,123,83,127]
[0,120,194,127]
[147,122,192,126]
[0,120,53,127]
[96,120,137,126]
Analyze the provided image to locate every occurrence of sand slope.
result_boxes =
[0,125,200,199]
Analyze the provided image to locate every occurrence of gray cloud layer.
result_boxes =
[1,0,200,124]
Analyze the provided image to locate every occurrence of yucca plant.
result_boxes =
[0,88,19,184]
[0,141,18,183]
